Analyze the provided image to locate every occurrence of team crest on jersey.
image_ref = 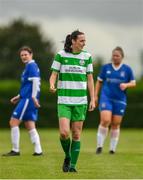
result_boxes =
[120,71,125,77]
[79,59,85,66]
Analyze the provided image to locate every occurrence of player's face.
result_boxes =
[20,50,33,64]
[112,50,123,65]
[72,34,86,52]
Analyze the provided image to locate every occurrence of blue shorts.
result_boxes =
[99,98,126,116]
[11,98,38,121]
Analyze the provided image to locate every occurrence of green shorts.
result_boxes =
[58,104,87,122]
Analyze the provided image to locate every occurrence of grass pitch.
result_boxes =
[0,129,143,179]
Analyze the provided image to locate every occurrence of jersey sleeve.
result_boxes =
[27,63,40,79]
[97,65,106,81]
[27,64,40,98]
[127,66,136,82]
[86,56,93,74]
[51,53,61,72]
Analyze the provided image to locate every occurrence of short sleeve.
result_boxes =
[51,53,61,72]
[86,56,93,74]
[97,65,106,81]
[27,63,40,78]
[127,66,135,82]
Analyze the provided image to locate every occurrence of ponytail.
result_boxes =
[64,34,72,53]
[64,30,84,53]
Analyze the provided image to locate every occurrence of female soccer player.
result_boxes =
[49,30,95,172]
[95,46,136,154]
[3,46,42,156]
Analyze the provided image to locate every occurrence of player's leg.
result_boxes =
[69,105,87,172]
[96,110,112,154]
[109,102,126,154]
[2,118,21,156]
[110,115,122,154]
[25,120,42,155]
[58,104,71,172]
[70,121,83,172]
[96,99,112,154]
[2,99,26,156]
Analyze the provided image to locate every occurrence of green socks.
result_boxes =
[70,140,81,168]
[60,138,71,158]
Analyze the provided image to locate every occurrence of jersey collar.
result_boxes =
[27,60,35,64]
[112,63,123,71]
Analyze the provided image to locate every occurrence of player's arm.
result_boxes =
[87,74,95,111]
[31,78,41,108]
[27,64,41,108]
[120,80,136,91]
[49,71,58,93]
[94,79,102,107]
[120,66,136,91]
[10,94,20,104]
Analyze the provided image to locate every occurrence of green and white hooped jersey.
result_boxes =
[51,50,93,105]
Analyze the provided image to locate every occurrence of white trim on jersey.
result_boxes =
[58,81,87,90]
[58,50,91,60]
[19,99,29,120]
[130,80,136,83]
[28,77,40,98]
[27,60,35,64]
[97,77,103,81]
[112,63,123,71]
[87,64,93,72]
[58,96,87,105]
[51,61,61,71]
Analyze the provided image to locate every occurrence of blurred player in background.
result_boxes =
[49,30,95,172]
[95,46,136,154]
[3,46,42,156]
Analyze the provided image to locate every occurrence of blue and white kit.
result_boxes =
[98,63,135,116]
[12,60,40,121]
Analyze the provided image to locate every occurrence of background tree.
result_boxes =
[93,56,104,81]
[0,19,55,80]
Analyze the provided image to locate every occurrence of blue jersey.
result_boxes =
[20,60,40,99]
[98,63,135,104]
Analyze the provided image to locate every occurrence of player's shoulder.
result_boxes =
[102,63,112,69]
[57,49,66,56]
[26,60,38,69]
[122,64,132,71]
[81,50,91,58]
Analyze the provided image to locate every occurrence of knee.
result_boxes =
[60,130,69,139]
[111,124,120,129]
[101,119,111,127]
[9,119,18,127]
[72,131,80,141]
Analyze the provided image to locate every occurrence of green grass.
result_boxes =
[0,129,143,179]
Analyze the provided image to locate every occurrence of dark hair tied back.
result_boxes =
[64,34,72,53]
[64,30,84,53]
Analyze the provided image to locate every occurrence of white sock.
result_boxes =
[11,126,20,152]
[29,128,42,153]
[110,128,120,152]
[97,125,108,148]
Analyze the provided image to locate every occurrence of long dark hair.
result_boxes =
[64,30,84,53]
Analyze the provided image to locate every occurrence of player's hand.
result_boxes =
[32,97,41,108]
[10,95,20,104]
[88,99,95,111]
[49,84,57,93]
[95,95,98,107]
[120,83,128,91]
